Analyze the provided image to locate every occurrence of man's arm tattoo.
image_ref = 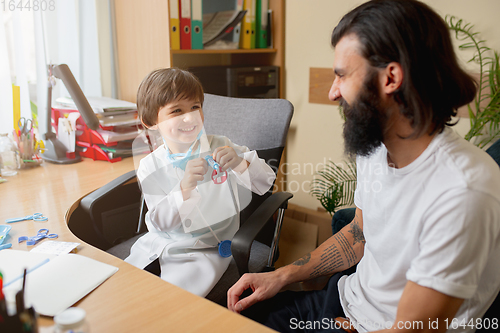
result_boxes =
[292,253,311,266]
[310,243,344,278]
[348,219,366,245]
[335,232,357,267]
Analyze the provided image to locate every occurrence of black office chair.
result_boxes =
[68,93,294,305]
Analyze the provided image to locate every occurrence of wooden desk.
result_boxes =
[0,158,272,332]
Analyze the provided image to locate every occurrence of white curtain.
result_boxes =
[0,0,115,136]
[0,10,14,135]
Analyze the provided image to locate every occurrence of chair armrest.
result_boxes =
[232,191,293,276]
[80,170,137,214]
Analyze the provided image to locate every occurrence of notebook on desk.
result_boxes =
[0,250,118,316]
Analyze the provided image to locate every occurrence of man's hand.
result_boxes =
[213,146,249,173]
[227,271,287,313]
[180,157,208,200]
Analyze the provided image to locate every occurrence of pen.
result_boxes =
[16,268,27,315]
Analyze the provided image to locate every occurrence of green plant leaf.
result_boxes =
[310,160,357,215]
[446,15,500,148]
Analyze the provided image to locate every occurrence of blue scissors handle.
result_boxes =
[18,228,58,246]
[6,213,48,223]
[33,213,48,221]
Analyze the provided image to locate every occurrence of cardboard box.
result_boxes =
[285,204,333,246]
[275,217,318,268]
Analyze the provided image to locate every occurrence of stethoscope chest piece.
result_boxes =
[218,240,232,258]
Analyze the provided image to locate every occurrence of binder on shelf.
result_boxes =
[250,0,256,48]
[191,0,203,49]
[239,0,253,49]
[179,0,192,49]
[255,0,268,48]
[267,9,273,48]
[232,0,244,44]
[170,0,181,50]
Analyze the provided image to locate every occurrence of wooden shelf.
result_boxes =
[171,48,278,55]
[114,0,284,101]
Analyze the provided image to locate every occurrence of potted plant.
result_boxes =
[310,160,356,215]
[446,16,500,148]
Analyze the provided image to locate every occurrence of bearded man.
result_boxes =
[227,1,500,332]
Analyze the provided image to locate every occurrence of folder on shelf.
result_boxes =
[267,9,273,48]
[255,0,268,48]
[0,250,118,317]
[169,0,180,50]
[179,0,192,49]
[250,0,256,48]
[232,0,244,44]
[239,0,253,49]
[191,0,203,49]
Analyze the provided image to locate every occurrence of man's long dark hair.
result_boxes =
[332,0,477,137]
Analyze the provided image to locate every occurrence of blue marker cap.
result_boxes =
[218,240,232,258]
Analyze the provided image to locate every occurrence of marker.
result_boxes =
[204,155,221,172]
[16,268,27,315]
[0,271,7,319]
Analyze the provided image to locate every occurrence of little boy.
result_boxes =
[125,68,276,297]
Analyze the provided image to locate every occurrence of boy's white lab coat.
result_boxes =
[125,135,275,296]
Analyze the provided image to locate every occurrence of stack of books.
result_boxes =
[52,96,146,162]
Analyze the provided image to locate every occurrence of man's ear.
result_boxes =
[381,62,403,94]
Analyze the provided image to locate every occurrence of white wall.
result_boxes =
[285,0,500,210]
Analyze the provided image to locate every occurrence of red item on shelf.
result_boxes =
[76,141,121,163]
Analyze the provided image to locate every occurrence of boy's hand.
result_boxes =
[180,157,208,200]
[213,146,249,173]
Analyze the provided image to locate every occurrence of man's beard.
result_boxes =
[340,70,388,158]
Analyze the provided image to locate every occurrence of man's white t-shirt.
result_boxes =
[338,128,500,332]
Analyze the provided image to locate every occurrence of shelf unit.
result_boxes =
[114,0,285,103]
[113,0,287,191]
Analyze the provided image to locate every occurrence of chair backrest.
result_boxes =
[486,139,500,167]
[203,94,294,243]
[482,139,500,326]
[203,93,293,151]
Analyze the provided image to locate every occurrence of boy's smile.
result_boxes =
[156,98,204,153]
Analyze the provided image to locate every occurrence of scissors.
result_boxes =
[18,228,58,246]
[6,213,49,223]
[18,117,33,135]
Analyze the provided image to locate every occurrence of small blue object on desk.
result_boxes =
[0,243,12,251]
[5,213,48,223]
[0,225,11,244]
[18,228,58,246]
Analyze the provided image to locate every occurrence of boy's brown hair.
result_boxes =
[137,68,205,128]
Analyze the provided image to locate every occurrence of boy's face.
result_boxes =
[156,98,204,151]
